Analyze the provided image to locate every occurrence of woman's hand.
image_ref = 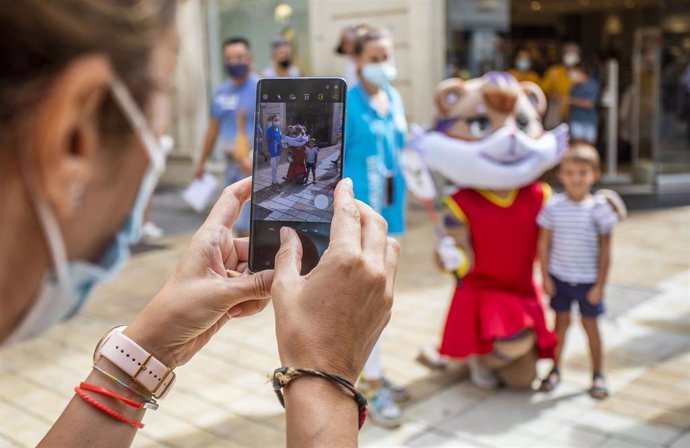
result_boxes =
[124,178,273,368]
[543,276,556,298]
[271,179,400,384]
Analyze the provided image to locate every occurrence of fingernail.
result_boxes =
[342,177,353,191]
[280,227,288,243]
[227,306,242,318]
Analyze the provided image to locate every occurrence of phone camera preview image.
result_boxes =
[249,78,346,274]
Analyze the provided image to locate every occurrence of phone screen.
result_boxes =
[249,78,347,273]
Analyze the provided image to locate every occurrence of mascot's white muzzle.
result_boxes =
[415,124,569,190]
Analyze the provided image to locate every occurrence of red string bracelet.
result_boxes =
[74,386,144,429]
[79,382,144,409]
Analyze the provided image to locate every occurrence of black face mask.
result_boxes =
[278,59,292,69]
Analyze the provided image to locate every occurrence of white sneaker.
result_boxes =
[365,385,403,428]
[142,221,164,240]
[468,356,499,390]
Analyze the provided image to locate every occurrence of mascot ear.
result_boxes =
[521,81,547,117]
[435,78,465,117]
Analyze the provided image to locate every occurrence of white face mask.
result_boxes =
[563,52,580,67]
[6,77,172,346]
[362,63,397,87]
[414,124,570,190]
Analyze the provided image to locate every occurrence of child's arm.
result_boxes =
[538,228,556,297]
[588,233,612,304]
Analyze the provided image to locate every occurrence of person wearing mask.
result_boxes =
[262,37,300,78]
[265,114,283,186]
[542,42,582,129]
[344,25,409,428]
[0,1,401,446]
[194,37,258,237]
[509,48,542,86]
[568,63,601,144]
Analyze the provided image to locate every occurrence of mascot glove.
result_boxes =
[437,236,466,272]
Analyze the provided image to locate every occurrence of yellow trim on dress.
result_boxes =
[541,182,552,206]
[476,189,519,208]
[455,247,471,278]
[443,196,468,225]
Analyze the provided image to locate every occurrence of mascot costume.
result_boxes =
[282,124,310,184]
[404,72,569,389]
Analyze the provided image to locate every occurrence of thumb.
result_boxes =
[272,227,303,299]
[213,270,274,309]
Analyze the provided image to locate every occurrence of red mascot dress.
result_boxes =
[440,182,556,360]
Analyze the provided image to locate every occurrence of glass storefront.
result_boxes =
[445,0,690,188]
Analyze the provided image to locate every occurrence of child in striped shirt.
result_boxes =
[537,143,619,399]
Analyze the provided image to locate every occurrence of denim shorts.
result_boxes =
[225,158,251,234]
[550,275,604,318]
[570,121,598,144]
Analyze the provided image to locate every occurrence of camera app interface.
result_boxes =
[250,78,346,272]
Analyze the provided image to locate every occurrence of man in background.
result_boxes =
[195,36,259,237]
[262,37,300,78]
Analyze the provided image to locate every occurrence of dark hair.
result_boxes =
[353,25,390,56]
[223,36,250,50]
[271,36,290,50]
[572,62,592,76]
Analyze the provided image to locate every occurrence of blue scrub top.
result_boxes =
[344,83,408,235]
[211,74,259,152]
[265,125,282,157]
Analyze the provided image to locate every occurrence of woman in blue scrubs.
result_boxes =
[344,25,408,428]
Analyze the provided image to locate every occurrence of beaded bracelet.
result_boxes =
[272,367,368,430]
[74,386,145,429]
[92,364,159,410]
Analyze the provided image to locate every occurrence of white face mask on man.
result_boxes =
[5,78,172,346]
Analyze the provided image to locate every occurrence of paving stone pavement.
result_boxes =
[0,203,688,447]
[252,144,341,222]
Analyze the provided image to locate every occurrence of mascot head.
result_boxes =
[283,124,310,147]
[416,72,569,190]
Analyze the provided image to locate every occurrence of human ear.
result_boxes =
[29,55,112,219]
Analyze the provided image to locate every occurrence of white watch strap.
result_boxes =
[98,329,175,399]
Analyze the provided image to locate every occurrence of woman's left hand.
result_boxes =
[124,178,273,368]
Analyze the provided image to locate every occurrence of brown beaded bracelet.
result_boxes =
[272,367,368,430]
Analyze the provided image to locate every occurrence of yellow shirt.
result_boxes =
[542,64,572,99]
[508,69,542,87]
[542,63,572,117]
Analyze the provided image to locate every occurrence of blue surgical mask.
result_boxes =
[226,63,249,79]
[516,59,532,72]
[362,63,397,87]
[7,77,172,345]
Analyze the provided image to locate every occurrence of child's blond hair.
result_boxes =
[561,143,600,171]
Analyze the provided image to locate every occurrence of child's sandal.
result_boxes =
[538,368,561,392]
[589,373,609,399]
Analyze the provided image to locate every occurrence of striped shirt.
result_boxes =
[537,193,618,283]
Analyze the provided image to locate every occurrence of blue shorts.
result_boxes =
[225,158,251,234]
[550,275,604,318]
[570,121,598,143]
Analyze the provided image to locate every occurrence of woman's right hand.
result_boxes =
[271,178,400,384]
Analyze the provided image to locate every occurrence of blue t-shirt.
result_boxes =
[265,125,282,157]
[569,79,600,126]
[211,74,259,154]
[344,83,408,235]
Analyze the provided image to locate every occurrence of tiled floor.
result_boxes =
[1,204,688,447]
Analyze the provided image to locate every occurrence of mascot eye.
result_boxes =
[516,116,531,133]
[468,117,493,138]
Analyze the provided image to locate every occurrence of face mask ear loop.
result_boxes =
[109,77,165,174]
[18,149,74,300]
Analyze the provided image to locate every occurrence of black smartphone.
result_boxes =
[249,77,347,274]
